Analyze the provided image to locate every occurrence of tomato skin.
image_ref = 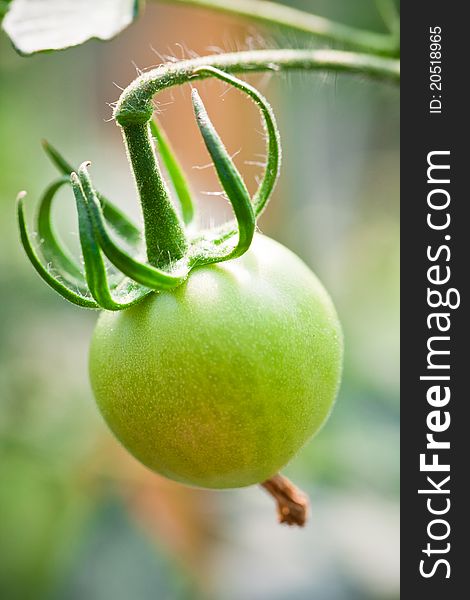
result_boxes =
[89,234,343,489]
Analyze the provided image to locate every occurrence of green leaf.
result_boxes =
[2,0,139,55]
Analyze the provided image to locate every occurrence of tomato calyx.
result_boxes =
[17,66,281,311]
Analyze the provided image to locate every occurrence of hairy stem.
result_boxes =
[261,473,309,527]
[123,123,188,267]
[158,0,399,56]
[115,48,399,125]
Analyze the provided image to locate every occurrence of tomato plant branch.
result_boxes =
[261,473,309,527]
[158,0,399,56]
[115,48,399,126]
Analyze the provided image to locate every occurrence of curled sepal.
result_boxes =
[77,163,188,291]
[71,170,151,310]
[41,139,74,174]
[36,176,86,285]
[42,139,141,246]
[191,88,255,263]
[17,192,99,309]
[150,119,195,226]
[192,66,281,217]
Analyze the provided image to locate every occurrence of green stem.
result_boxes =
[158,0,399,56]
[123,123,188,267]
[115,48,399,125]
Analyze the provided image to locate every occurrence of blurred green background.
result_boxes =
[0,1,399,599]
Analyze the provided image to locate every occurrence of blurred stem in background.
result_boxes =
[160,0,400,56]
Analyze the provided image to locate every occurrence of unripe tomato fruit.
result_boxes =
[89,234,343,489]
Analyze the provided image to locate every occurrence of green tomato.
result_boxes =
[89,234,343,489]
